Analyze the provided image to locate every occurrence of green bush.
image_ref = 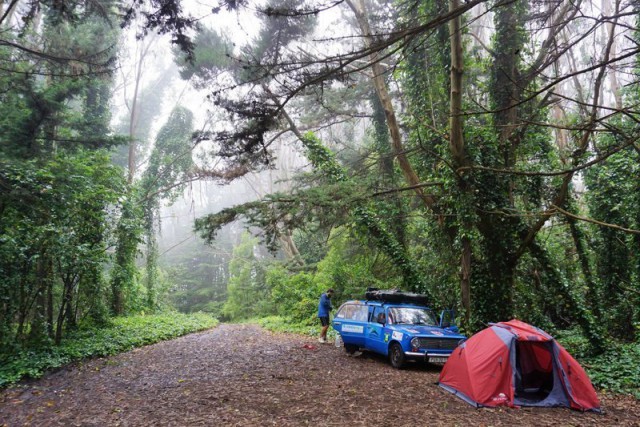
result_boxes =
[556,329,639,398]
[0,312,218,387]
[555,328,592,358]
[268,267,321,325]
[580,343,640,398]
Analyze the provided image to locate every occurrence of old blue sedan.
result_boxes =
[332,294,465,369]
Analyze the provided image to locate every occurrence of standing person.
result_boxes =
[318,288,334,343]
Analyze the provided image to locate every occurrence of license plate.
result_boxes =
[428,357,448,364]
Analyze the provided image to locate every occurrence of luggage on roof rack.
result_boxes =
[364,288,430,306]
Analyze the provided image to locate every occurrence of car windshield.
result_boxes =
[388,307,438,326]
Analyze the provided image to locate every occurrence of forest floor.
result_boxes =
[1,323,639,427]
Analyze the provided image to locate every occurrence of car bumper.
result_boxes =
[405,351,450,363]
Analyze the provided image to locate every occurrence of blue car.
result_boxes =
[332,294,465,369]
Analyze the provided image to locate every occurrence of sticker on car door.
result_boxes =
[342,324,364,333]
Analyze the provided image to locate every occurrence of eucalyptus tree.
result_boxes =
[393,0,639,343]
[109,45,182,315]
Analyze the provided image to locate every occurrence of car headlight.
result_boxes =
[411,337,419,350]
[458,338,467,346]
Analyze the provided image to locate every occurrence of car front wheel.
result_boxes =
[389,342,405,369]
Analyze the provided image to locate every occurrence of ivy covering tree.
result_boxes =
[182,0,640,353]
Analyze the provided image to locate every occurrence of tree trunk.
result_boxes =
[564,198,601,320]
[449,0,472,327]
[603,0,622,110]
[54,291,67,345]
[0,0,19,27]
[15,262,30,341]
[145,230,158,310]
[28,254,50,343]
[63,275,78,330]
[47,271,54,338]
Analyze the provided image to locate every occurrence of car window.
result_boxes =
[336,304,368,321]
[372,306,386,324]
[388,307,437,326]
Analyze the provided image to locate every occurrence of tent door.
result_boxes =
[514,341,555,404]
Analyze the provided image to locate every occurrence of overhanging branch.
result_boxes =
[551,204,640,235]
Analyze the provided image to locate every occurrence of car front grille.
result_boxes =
[416,338,459,350]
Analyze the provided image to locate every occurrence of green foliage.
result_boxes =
[584,143,640,340]
[222,234,273,320]
[139,106,195,311]
[557,328,640,398]
[165,237,231,318]
[0,150,125,346]
[268,266,320,325]
[301,132,426,293]
[109,192,145,315]
[0,312,218,388]
[314,229,398,297]
[174,27,232,86]
[581,343,640,398]
[259,228,400,328]
[0,0,131,350]
[140,106,195,203]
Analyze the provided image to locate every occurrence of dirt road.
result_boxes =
[1,323,638,426]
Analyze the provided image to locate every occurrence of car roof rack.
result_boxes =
[365,288,430,306]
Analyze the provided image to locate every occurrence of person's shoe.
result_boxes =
[318,337,327,343]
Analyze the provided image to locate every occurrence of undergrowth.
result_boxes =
[0,312,218,388]
[552,329,639,398]
[579,343,640,398]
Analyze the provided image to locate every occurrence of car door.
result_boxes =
[365,306,388,355]
[333,303,368,347]
[439,309,459,333]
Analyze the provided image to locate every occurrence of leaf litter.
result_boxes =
[0,323,638,426]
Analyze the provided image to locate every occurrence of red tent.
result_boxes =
[438,319,600,412]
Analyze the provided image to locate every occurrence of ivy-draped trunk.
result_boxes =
[468,0,527,323]
[371,93,407,251]
[448,0,472,326]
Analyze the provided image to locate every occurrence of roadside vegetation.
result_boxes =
[0,313,217,387]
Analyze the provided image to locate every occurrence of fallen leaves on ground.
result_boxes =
[0,324,638,426]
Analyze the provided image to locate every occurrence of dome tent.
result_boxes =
[438,319,600,412]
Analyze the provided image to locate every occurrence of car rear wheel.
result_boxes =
[344,344,359,355]
[389,342,405,369]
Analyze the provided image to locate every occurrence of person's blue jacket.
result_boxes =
[318,293,333,317]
